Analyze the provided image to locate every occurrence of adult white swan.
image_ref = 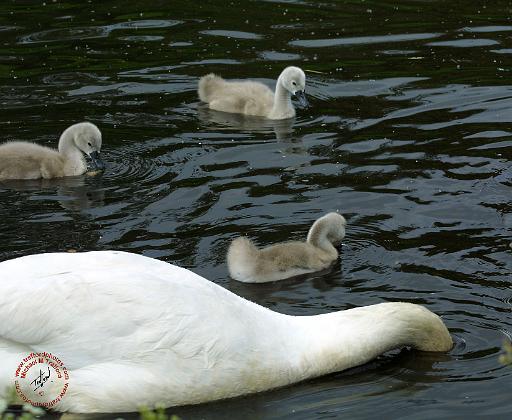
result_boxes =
[0,251,452,413]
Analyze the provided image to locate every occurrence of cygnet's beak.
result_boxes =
[89,150,106,171]
[294,90,309,108]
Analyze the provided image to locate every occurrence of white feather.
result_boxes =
[0,251,452,413]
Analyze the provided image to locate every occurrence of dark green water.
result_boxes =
[1,0,511,418]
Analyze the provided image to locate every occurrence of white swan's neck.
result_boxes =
[306,217,337,256]
[288,302,452,380]
[222,302,451,398]
[269,74,294,119]
[58,127,87,176]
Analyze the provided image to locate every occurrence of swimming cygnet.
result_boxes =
[0,122,105,180]
[227,212,346,283]
[198,66,309,120]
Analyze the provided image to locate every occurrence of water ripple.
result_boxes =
[290,32,442,48]
[18,19,183,44]
[427,39,500,48]
[1,0,511,417]
[200,30,263,40]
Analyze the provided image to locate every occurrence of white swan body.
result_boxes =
[227,212,347,283]
[0,122,104,180]
[198,66,308,120]
[0,251,452,413]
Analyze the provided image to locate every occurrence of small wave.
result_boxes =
[200,30,263,40]
[290,32,442,48]
[18,19,182,44]
[427,39,500,48]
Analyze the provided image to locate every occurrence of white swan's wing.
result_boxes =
[0,251,288,412]
[0,251,234,362]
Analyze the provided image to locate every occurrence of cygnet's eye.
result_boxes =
[292,81,297,86]
[87,142,92,147]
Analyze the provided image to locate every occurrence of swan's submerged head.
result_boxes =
[72,122,106,170]
[323,212,347,245]
[280,66,308,107]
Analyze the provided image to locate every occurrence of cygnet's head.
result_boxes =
[71,122,105,170]
[323,212,347,245]
[279,66,309,107]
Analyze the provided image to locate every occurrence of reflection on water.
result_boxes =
[197,104,296,142]
[0,0,511,418]
[0,175,105,211]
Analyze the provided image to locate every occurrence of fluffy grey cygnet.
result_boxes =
[0,122,105,180]
[198,66,308,120]
[227,212,346,283]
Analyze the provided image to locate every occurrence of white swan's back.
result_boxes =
[0,251,295,412]
[0,251,451,413]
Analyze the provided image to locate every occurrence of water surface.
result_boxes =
[0,1,511,418]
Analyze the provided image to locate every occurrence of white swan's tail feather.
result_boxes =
[227,237,259,282]
[198,73,224,103]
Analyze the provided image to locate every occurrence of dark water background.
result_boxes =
[1,0,511,418]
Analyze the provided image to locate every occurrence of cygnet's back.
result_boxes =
[198,73,274,117]
[228,237,334,283]
[0,122,104,181]
[227,212,346,283]
[0,142,65,180]
[198,66,307,120]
